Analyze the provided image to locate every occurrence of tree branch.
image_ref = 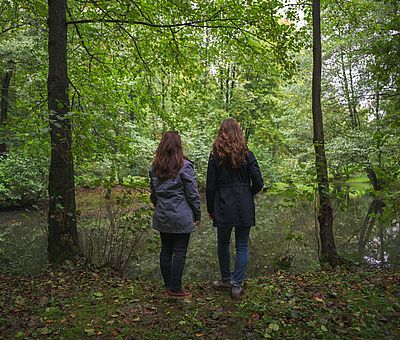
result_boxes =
[1,24,26,35]
[66,17,243,28]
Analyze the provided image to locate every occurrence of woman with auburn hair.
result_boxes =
[206,118,264,299]
[149,131,201,299]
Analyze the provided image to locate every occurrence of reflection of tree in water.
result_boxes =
[1,190,399,276]
[358,198,400,269]
[358,199,384,257]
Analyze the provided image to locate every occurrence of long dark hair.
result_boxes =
[152,131,184,180]
[212,118,248,168]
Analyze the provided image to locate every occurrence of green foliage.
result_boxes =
[0,152,48,207]
[1,0,399,279]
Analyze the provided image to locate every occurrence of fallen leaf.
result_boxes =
[39,327,51,335]
[251,313,260,321]
[39,296,49,306]
[84,328,96,336]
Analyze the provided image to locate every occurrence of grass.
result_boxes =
[345,176,370,184]
[1,262,399,339]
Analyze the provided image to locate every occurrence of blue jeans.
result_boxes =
[159,232,190,292]
[217,226,251,287]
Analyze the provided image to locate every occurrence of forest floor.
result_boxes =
[1,262,399,339]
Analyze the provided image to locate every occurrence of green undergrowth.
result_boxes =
[0,263,399,339]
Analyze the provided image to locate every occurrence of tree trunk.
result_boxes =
[347,54,359,127]
[312,0,341,266]
[0,60,14,156]
[47,0,80,264]
[337,37,381,189]
[225,64,230,111]
[338,46,354,126]
[230,65,236,105]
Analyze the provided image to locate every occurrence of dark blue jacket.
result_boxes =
[206,151,264,227]
[149,159,201,233]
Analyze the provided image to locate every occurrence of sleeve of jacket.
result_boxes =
[148,169,157,207]
[248,151,264,195]
[205,154,217,215]
[181,161,202,221]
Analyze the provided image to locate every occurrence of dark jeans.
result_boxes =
[217,226,251,287]
[159,232,190,292]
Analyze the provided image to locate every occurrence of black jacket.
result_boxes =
[206,150,264,227]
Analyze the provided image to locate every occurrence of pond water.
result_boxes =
[1,183,399,283]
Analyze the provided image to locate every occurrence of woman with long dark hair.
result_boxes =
[150,131,201,298]
[206,118,264,299]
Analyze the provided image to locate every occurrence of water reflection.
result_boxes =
[0,185,398,280]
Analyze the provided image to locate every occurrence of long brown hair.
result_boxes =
[212,118,248,168]
[152,131,184,180]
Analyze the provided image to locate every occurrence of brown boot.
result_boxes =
[165,289,192,299]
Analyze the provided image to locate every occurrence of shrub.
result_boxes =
[0,153,48,207]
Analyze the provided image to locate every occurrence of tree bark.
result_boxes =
[0,60,14,156]
[338,45,382,189]
[47,0,80,264]
[312,0,341,266]
[347,53,359,127]
[225,64,230,111]
[338,46,354,126]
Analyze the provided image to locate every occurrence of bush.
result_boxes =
[78,189,156,273]
[0,153,48,207]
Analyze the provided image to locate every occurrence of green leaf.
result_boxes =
[39,327,51,335]
[84,328,96,336]
[268,322,280,332]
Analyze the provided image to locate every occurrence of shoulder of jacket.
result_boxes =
[247,150,255,159]
[209,153,218,163]
[181,159,195,174]
[183,157,194,165]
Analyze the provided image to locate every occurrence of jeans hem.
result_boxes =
[230,280,242,287]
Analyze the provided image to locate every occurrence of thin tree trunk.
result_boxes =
[161,77,165,113]
[0,60,14,156]
[225,64,230,112]
[230,65,236,106]
[347,54,359,126]
[312,0,341,266]
[379,220,385,267]
[337,37,381,189]
[47,0,80,264]
[338,47,354,126]
[375,86,383,168]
